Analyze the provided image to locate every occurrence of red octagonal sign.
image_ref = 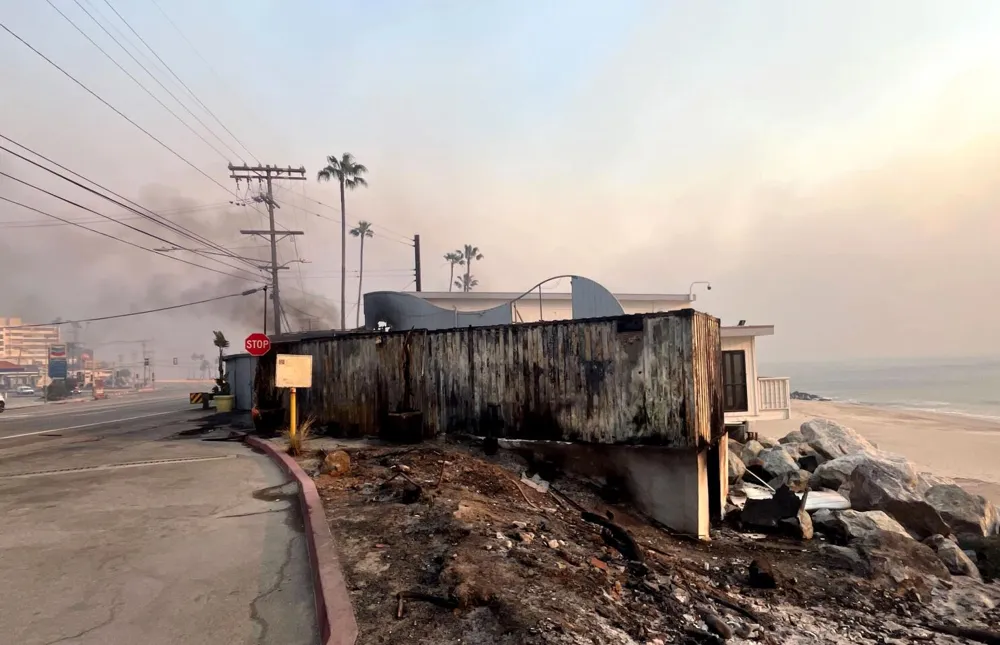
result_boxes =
[245,332,271,357]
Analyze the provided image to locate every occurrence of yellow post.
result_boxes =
[289,386,297,442]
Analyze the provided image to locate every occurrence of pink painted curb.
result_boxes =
[246,436,359,645]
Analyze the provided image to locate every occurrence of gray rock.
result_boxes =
[924,484,1000,539]
[925,534,982,580]
[782,442,824,472]
[749,447,800,481]
[768,469,811,494]
[917,471,956,493]
[958,535,1000,582]
[739,439,765,465]
[727,438,744,457]
[812,509,911,544]
[779,430,804,445]
[800,418,877,461]
[853,529,951,584]
[809,452,911,492]
[728,450,746,484]
[758,436,779,449]
[848,460,951,539]
[820,544,868,574]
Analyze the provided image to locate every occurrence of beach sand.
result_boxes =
[756,400,1000,504]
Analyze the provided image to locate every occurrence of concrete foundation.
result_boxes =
[501,440,715,539]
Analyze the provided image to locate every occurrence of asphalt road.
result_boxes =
[0,389,319,645]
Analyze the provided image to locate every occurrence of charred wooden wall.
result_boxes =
[254,309,724,447]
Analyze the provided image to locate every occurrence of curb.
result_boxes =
[246,436,358,645]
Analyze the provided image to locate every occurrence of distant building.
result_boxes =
[0,317,61,366]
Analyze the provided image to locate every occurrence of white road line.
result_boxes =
[0,410,182,441]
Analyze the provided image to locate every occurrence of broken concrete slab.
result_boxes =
[800,418,877,461]
[740,485,812,539]
[848,459,951,539]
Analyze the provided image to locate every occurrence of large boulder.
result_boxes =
[800,418,877,461]
[809,451,911,492]
[853,530,950,593]
[757,436,780,449]
[782,442,824,472]
[748,447,800,482]
[924,484,1000,539]
[813,509,911,544]
[848,460,951,539]
[779,430,804,445]
[769,469,812,494]
[924,535,981,580]
[739,439,765,465]
[728,451,746,484]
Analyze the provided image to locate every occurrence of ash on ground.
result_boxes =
[303,437,999,645]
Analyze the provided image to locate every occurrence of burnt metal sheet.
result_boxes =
[254,309,722,447]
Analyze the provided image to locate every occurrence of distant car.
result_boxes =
[15,386,35,396]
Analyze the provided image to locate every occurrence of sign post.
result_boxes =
[244,333,271,357]
[275,354,312,444]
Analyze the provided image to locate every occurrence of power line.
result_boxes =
[46,0,239,162]
[4,287,263,329]
[0,135,260,270]
[101,0,259,164]
[271,184,414,246]
[0,147,262,276]
[0,20,241,199]
[0,194,259,282]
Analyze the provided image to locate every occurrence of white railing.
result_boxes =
[758,377,790,411]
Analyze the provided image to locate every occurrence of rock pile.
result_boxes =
[727,417,1000,582]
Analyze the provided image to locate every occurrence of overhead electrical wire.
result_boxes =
[0,139,263,273]
[0,194,259,283]
[103,0,260,164]
[4,287,263,329]
[0,20,244,200]
[45,0,237,161]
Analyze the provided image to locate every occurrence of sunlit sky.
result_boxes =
[1,0,999,367]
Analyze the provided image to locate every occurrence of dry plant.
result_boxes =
[285,415,316,457]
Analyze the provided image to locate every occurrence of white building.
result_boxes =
[411,290,791,429]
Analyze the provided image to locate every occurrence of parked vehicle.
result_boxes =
[15,385,35,396]
[0,391,5,412]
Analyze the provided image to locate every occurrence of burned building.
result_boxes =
[255,308,727,537]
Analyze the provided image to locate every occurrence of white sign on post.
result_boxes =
[275,354,313,388]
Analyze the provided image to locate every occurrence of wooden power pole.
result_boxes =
[229,164,306,335]
[413,234,422,292]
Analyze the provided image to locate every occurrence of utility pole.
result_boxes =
[229,164,307,335]
[413,234,422,292]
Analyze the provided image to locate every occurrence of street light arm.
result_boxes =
[688,281,712,300]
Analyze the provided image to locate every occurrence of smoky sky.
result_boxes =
[2,0,999,368]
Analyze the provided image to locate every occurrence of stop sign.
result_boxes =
[245,332,271,357]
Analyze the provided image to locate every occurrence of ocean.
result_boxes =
[761,356,1000,421]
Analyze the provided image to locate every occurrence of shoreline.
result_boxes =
[755,399,1000,504]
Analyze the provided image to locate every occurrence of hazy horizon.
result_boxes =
[2,0,999,370]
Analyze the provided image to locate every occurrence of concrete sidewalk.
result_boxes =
[0,416,318,645]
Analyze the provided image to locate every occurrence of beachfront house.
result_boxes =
[363,276,791,433]
[721,324,790,436]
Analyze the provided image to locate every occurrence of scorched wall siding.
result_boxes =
[255,309,723,448]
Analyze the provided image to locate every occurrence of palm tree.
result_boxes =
[454,274,479,292]
[444,250,464,292]
[212,331,230,383]
[350,220,374,328]
[460,245,483,293]
[317,153,369,330]
[199,359,211,379]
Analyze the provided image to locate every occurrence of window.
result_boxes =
[722,350,748,413]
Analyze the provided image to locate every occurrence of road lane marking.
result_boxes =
[0,455,237,479]
[0,410,183,441]
[0,397,187,422]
